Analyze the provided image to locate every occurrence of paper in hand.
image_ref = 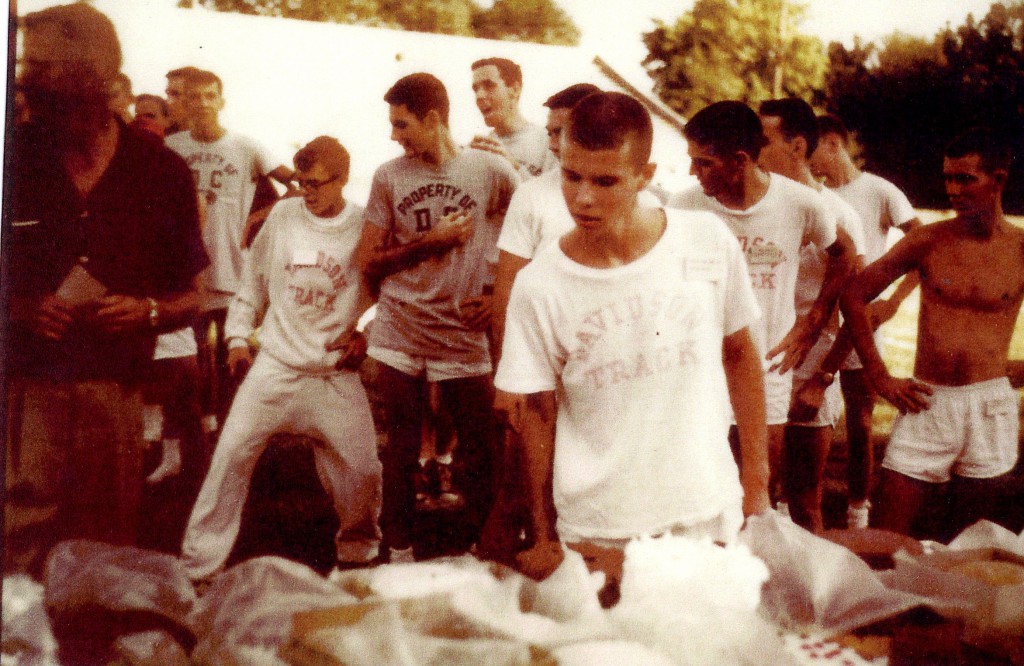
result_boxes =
[56,264,108,307]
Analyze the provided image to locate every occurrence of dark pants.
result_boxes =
[364,358,497,551]
[195,308,241,432]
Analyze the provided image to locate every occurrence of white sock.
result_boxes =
[146,439,183,484]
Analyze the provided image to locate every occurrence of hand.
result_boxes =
[427,210,474,248]
[327,330,367,370]
[90,295,149,333]
[788,374,831,423]
[30,294,76,341]
[868,298,899,329]
[766,314,817,374]
[459,294,492,331]
[469,135,511,162]
[515,540,564,581]
[873,373,932,413]
[227,344,254,379]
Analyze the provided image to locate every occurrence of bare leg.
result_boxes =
[872,468,933,536]
[783,425,833,532]
[840,369,875,503]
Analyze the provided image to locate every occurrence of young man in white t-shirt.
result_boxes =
[165,69,294,435]
[181,137,381,581]
[670,101,856,509]
[757,99,866,532]
[496,92,770,582]
[803,113,922,527]
[469,57,554,179]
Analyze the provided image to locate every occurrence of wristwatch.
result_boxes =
[146,297,159,328]
[818,371,835,385]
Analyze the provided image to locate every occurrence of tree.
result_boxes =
[825,1,1024,212]
[642,0,827,118]
[473,0,579,46]
[180,0,578,45]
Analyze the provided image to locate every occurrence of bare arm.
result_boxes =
[511,390,563,580]
[268,165,296,193]
[91,273,203,335]
[1008,360,1024,389]
[870,217,923,325]
[768,226,856,373]
[840,231,933,412]
[723,326,770,517]
[354,211,474,290]
[491,250,531,359]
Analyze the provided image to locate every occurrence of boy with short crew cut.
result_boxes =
[496,92,769,580]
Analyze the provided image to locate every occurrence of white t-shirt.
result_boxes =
[793,186,866,382]
[223,197,365,373]
[491,123,554,179]
[498,168,666,261]
[668,174,837,363]
[166,131,279,304]
[833,172,916,263]
[495,209,760,540]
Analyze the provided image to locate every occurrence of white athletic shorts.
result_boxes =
[790,336,842,428]
[765,369,794,426]
[368,346,492,382]
[883,377,1020,483]
[559,500,745,548]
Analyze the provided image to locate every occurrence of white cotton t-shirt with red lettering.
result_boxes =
[833,172,916,263]
[490,123,555,179]
[669,174,837,365]
[223,197,365,373]
[495,208,760,540]
[498,168,667,261]
[364,150,518,365]
[165,131,279,304]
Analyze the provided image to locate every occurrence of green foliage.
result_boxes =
[183,0,578,45]
[825,2,1024,212]
[642,0,827,118]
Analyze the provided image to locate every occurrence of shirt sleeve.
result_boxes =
[496,184,539,260]
[363,167,394,232]
[801,192,838,250]
[224,203,274,341]
[487,155,520,219]
[494,267,561,394]
[885,181,918,228]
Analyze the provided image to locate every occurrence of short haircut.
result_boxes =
[683,101,766,160]
[22,3,122,79]
[945,127,1013,174]
[166,66,203,82]
[544,83,601,111]
[294,135,350,183]
[135,93,168,117]
[759,98,819,156]
[471,57,522,88]
[817,113,850,144]
[384,73,449,126]
[183,69,223,95]
[567,92,653,165]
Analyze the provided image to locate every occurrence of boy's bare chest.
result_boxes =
[923,240,1024,313]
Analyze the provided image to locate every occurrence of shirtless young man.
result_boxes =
[842,127,1024,538]
[496,93,769,581]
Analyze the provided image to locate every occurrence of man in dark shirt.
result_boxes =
[5,3,207,577]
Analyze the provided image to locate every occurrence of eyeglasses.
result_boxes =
[295,175,340,191]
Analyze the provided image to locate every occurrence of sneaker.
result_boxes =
[388,547,415,564]
[847,500,871,529]
[434,461,465,510]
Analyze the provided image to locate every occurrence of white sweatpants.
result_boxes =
[181,352,381,579]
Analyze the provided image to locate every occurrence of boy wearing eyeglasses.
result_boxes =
[180,136,382,582]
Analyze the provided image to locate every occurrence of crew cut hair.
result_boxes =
[760,98,819,157]
[471,57,522,88]
[817,113,850,144]
[945,127,1013,174]
[544,83,601,111]
[684,101,767,160]
[384,73,450,126]
[294,135,350,183]
[567,92,653,165]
